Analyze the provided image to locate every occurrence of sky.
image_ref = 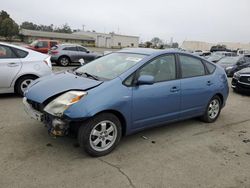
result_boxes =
[1,0,250,44]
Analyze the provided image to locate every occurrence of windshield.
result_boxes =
[75,52,146,80]
[218,57,241,65]
[30,40,38,47]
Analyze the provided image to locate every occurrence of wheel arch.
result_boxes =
[58,55,72,62]
[214,93,224,105]
[94,109,127,137]
[14,74,39,93]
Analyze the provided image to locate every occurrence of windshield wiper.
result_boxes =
[75,71,99,80]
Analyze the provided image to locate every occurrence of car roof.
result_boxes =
[0,42,29,51]
[118,48,192,56]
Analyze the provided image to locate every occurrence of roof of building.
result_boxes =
[74,31,139,39]
[19,29,95,41]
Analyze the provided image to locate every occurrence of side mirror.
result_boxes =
[34,45,39,49]
[86,50,90,53]
[137,75,154,85]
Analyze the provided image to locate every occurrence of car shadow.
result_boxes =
[0,93,20,99]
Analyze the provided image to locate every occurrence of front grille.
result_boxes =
[27,99,43,112]
[239,76,250,84]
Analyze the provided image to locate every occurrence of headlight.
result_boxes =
[233,73,240,80]
[225,66,233,70]
[44,91,87,117]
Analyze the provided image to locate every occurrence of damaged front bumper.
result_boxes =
[23,97,71,136]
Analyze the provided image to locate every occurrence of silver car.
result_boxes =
[0,42,52,96]
[49,44,102,66]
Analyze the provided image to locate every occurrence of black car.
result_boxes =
[217,55,250,77]
[232,67,250,93]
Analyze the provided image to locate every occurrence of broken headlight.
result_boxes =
[44,91,87,117]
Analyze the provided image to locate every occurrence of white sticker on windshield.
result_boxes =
[126,57,142,62]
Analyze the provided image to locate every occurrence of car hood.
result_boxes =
[238,67,250,74]
[25,71,103,103]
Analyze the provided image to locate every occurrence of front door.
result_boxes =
[132,54,181,129]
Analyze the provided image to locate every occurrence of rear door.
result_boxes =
[178,54,215,118]
[132,54,181,129]
[0,45,22,88]
[64,46,79,62]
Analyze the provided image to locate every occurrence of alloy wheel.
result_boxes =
[208,99,220,119]
[89,120,117,152]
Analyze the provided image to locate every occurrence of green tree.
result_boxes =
[0,10,10,22]
[172,42,179,48]
[54,23,72,33]
[20,21,38,30]
[151,37,163,47]
[0,10,19,40]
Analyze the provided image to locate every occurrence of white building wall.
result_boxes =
[181,40,250,51]
[111,35,139,48]
[74,31,139,48]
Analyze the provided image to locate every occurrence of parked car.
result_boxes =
[23,48,229,156]
[231,67,250,93]
[217,56,250,77]
[237,49,250,56]
[210,45,229,52]
[0,42,52,96]
[26,39,58,54]
[49,44,102,66]
[213,51,236,57]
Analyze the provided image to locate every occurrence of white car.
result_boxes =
[0,42,53,96]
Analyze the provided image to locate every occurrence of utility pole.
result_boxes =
[82,25,85,31]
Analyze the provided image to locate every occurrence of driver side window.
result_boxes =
[138,54,176,82]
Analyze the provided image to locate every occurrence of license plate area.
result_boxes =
[23,98,44,122]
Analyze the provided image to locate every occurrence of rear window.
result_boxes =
[204,61,216,74]
[50,41,58,48]
[13,48,28,58]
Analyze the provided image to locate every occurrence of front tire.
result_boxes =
[201,96,221,123]
[78,113,122,157]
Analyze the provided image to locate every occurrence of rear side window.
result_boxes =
[63,47,78,51]
[13,48,28,58]
[204,61,216,74]
[0,45,17,59]
[179,55,205,78]
[78,46,87,52]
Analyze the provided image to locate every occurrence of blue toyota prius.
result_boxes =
[23,48,229,156]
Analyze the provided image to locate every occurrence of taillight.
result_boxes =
[44,56,52,68]
[51,50,58,55]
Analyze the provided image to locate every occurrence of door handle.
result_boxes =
[207,81,213,86]
[170,86,180,92]
[7,62,19,67]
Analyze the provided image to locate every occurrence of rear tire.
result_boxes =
[58,56,70,66]
[201,95,221,123]
[15,75,37,96]
[78,113,122,157]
